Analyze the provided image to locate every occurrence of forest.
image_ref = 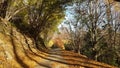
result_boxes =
[0,0,120,68]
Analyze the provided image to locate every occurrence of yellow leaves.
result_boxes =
[27,0,37,5]
[23,0,29,5]
[27,0,44,6]
[113,2,120,12]
[12,1,17,7]
[10,0,23,7]
[46,40,54,48]
[104,0,120,12]
[104,0,114,4]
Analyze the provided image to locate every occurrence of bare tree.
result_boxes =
[62,0,120,66]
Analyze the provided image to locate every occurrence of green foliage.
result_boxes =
[26,0,70,36]
[8,0,71,50]
[8,0,69,35]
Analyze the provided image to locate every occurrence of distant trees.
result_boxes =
[62,0,120,67]
[47,37,65,50]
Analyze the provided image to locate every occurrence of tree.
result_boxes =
[0,0,72,50]
[0,0,9,18]
[24,0,71,50]
[62,0,120,67]
[0,0,68,55]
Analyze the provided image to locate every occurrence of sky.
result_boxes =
[58,0,120,30]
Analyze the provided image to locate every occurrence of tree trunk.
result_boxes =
[0,0,9,18]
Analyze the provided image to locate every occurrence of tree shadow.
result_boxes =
[10,26,53,68]
[10,26,29,68]
[19,34,51,68]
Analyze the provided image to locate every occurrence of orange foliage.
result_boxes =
[52,37,65,50]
